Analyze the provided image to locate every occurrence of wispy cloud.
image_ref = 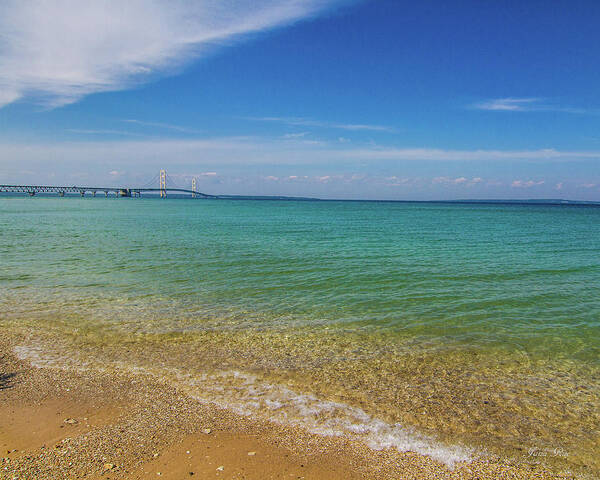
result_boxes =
[432,176,482,186]
[2,138,600,170]
[336,147,600,161]
[0,1,350,108]
[121,119,200,134]
[67,129,148,137]
[474,98,540,111]
[473,97,592,114]
[245,116,396,132]
[511,179,545,188]
[283,132,309,138]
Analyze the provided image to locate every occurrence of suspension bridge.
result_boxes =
[0,170,218,198]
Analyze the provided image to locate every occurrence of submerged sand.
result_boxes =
[0,332,575,480]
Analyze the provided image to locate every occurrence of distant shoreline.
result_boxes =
[1,191,599,206]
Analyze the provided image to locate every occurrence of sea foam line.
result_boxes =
[14,342,474,468]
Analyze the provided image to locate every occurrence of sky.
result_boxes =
[1,0,599,200]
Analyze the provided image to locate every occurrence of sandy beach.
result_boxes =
[0,331,572,480]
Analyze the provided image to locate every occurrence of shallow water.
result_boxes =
[1,197,599,476]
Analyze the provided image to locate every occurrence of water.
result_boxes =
[1,197,599,475]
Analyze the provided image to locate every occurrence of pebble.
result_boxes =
[64,418,78,425]
[216,465,224,471]
[103,463,115,471]
[202,428,212,435]
[247,451,256,456]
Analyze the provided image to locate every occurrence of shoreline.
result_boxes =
[0,330,573,479]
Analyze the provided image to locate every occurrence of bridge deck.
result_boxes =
[0,185,217,198]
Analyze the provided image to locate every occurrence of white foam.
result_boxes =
[14,343,474,468]
[170,369,474,467]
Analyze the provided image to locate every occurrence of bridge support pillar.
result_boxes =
[59,191,64,197]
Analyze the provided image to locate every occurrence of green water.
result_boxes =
[1,197,599,475]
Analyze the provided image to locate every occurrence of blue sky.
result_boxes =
[1,0,599,200]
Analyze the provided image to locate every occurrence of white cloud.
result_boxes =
[121,119,200,134]
[246,116,395,132]
[432,176,476,185]
[67,129,147,137]
[555,182,563,190]
[385,176,414,187]
[338,147,600,161]
[581,183,597,188]
[474,98,540,111]
[1,139,600,174]
[432,176,450,184]
[511,180,545,188]
[0,0,349,108]
[473,98,592,114]
[0,88,20,106]
[283,132,309,138]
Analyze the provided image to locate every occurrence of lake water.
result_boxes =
[1,197,599,475]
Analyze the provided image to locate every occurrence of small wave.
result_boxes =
[171,369,473,468]
[14,343,473,468]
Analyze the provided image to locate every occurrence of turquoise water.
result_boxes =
[1,197,599,474]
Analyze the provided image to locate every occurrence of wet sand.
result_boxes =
[0,332,577,480]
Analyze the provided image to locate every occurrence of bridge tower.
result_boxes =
[159,169,167,198]
[191,178,197,198]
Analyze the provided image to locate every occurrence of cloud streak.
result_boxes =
[473,97,593,114]
[245,116,396,132]
[474,98,540,111]
[511,179,545,188]
[121,119,201,134]
[1,138,600,169]
[0,0,349,108]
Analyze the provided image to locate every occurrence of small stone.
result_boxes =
[189,473,194,476]
[153,453,159,458]
[64,418,78,425]
[202,428,212,435]
[103,463,115,471]
[247,451,256,456]
[216,466,224,471]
